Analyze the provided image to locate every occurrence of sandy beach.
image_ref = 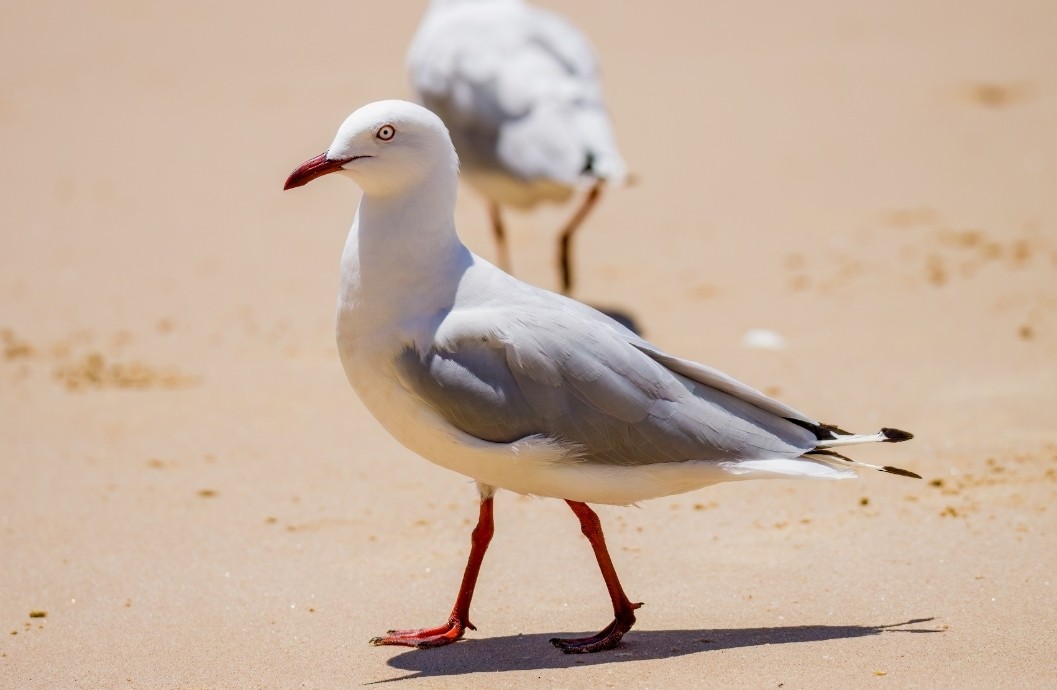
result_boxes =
[2,0,1056,687]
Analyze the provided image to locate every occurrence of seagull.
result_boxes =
[284,100,918,654]
[406,0,627,294]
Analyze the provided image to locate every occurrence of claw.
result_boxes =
[549,615,635,653]
[369,620,468,649]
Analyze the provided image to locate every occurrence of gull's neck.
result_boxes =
[338,171,471,333]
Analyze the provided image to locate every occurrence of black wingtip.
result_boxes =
[786,418,852,441]
[581,150,596,176]
[882,465,922,479]
[821,422,853,436]
[881,427,914,443]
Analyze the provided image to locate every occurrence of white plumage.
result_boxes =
[407,0,627,292]
[284,100,917,654]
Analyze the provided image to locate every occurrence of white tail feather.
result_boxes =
[815,431,891,449]
[721,457,857,480]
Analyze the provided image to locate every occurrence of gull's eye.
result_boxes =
[376,124,396,141]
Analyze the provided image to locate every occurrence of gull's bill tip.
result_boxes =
[284,152,348,191]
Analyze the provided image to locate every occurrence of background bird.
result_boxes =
[407,0,628,294]
[284,100,918,654]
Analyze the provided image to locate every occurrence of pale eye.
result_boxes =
[376,124,396,141]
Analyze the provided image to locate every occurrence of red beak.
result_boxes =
[283,153,351,190]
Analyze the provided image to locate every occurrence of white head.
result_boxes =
[284,100,459,198]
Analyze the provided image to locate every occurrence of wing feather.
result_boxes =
[396,308,817,467]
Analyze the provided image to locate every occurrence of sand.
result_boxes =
[2,0,1056,687]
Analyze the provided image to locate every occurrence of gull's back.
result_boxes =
[407,0,626,208]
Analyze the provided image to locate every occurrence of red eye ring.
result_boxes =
[377,124,396,141]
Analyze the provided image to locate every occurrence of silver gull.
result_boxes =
[406,0,627,293]
[283,99,917,653]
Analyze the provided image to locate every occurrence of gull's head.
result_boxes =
[284,100,458,197]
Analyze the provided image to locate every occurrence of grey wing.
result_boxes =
[629,341,821,425]
[546,292,815,427]
[395,310,817,466]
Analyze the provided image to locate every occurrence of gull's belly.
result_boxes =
[462,168,573,209]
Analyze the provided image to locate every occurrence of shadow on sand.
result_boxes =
[368,617,941,682]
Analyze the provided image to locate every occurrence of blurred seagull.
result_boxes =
[284,100,917,654]
[407,0,627,294]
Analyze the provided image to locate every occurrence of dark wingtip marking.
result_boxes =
[581,151,596,176]
[807,449,854,463]
[787,418,851,441]
[881,427,914,442]
[882,465,922,479]
[820,422,853,436]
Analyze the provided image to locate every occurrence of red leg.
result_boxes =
[370,497,495,649]
[488,201,512,274]
[557,180,604,295]
[551,500,642,653]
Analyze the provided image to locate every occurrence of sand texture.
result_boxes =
[2,1,1056,687]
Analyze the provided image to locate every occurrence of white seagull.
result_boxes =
[284,100,917,654]
[406,0,627,294]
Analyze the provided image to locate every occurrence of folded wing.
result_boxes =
[395,308,818,467]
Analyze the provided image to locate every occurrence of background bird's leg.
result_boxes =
[488,201,512,274]
[556,180,605,295]
[370,496,495,649]
[550,500,642,653]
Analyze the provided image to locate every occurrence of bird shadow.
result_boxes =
[589,304,643,335]
[367,617,941,682]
